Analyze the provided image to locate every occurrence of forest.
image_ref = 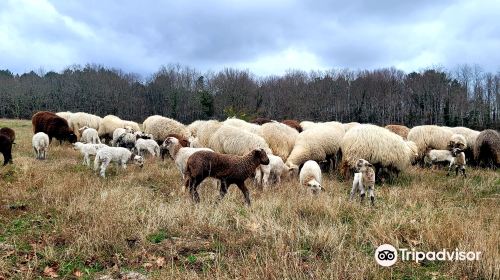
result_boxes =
[0,64,498,130]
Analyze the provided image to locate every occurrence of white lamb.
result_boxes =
[255,154,287,187]
[73,142,108,166]
[32,132,49,160]
[79,126,101,144]
[94,147,144,178]
[350,159,376,206]
[162,136,213,190]
[424,149,455,167]
[299,160,323,194]
[448,148,467,177]
[134,138,160,157]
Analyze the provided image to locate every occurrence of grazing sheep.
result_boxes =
[449,134,467,150]
[162,137,213,189]
[447,148,466,177]
[0,133,13,165]
[73,142,107,166]
[299,160,323,194]
[187,120,208,137]
[251,117,273,125]
[255,154,287,187]
[286,124,345,172]
[341,124,418,180]
[474,129,500,168]
[385,124,410,139]
[281,119,303,133]
[32,132,49,160]
[143,115,190,144]
[407,125,454,161]
[112,127,132,146]
[32,111,77,144]
[208,125,272,156]
[134,138,160,157]
[261,121,299,161]
[68,112,103,140]
[98,115,140,142]
[55,111,74,121]
[300,121,343,132]
[350,159,376,206]
[79,126,101,144]
[0,127,16,143]
[449,127,480,164]
[224,117,263,136]
[184,149,270,205]
[192,120,222,148]
[94,146,144,178]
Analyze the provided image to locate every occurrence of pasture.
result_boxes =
[0,119,499,279]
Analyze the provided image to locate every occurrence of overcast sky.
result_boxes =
[0,0,499,77]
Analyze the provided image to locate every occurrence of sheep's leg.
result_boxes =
[368,185,375,206]
[84,154,89,166]
[100,159,110,178]
[455,166,459,176]
[219,180,228,200]
[462,167,467,178]
[446,162,453,176]
[254,167,262,187]
[236,182,251,206]
[121,160,127,170]
[359,180,366,203]
[262,169,270,188]
[189,178,201,203]
[349,180,358,201]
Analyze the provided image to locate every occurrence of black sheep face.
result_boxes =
[67,133,77,143]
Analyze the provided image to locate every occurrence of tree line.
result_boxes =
[0,64,498,130]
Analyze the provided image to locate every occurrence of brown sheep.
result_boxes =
[474,129,500,168]
[184,149,270,205]
[32,111,77,144]
[281,119,303,132]
[250,117,273,125]
[385,124,410,139]
[0,127,15,143]
[161,133,190,160]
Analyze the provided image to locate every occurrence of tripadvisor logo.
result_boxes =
[375,244,481,267]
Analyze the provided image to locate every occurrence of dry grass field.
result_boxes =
[0,119,499,279]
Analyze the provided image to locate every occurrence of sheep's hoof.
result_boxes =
[370,197,375,206]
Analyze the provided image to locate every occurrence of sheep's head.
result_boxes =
[124,125,134,133]
[72,142,84,150]
[162,137,179,149]
[406,141,419,163]
[286,162,300,176]
[133,155,144,168]
[252,149,269,165]
[67,133,77,143]
[355,158,372,172]
[306,179,322,194]
[451,147,463,157]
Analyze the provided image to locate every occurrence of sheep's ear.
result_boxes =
[367,163,373,167]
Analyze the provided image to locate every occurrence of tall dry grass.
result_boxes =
[0,119,499,279]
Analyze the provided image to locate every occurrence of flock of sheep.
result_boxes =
[1,110,499,206]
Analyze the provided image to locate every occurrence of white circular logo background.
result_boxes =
[375,244,398,267]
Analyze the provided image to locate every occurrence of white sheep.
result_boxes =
[68,112,103,140]
[112,127,131,146]
[93,146,144,178]
[98,115,141,142]
[424,149,455,166]
[55,111,74,121]
[286,124,345,172]
[407,125,455,161]
[73,142,108,166]
[449,133,467,150]
[115,132,136,150]
[299,160,323,194]
[135,138,160,157]
[341,124,418,179]
[143,115,190,143]
[261,121,298,161]
[208,125,272,156]
[191,120,222,148]
[224,117,263,136]
[350,159,376,205]
[79,126,101,144]
[32,132,49,160]
[255,154,287,187]
[448,148,467,177]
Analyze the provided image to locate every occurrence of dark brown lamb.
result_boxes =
[184,149,270,205]
[32,111,77,144]
[281,119,303,133]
